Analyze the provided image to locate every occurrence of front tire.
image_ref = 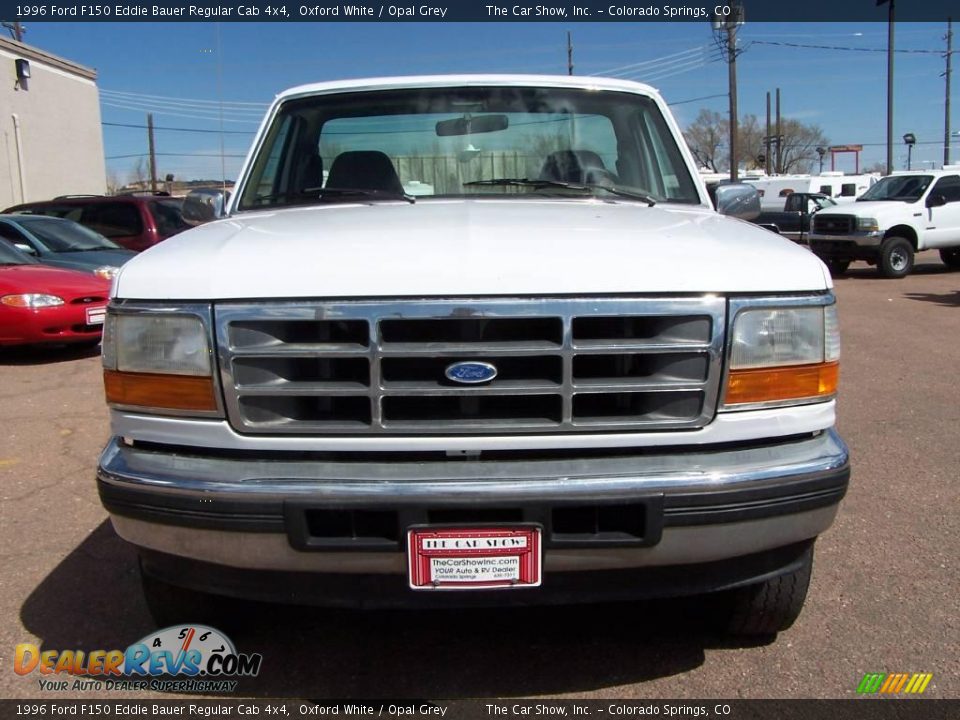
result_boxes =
[825,258,850,276]
[939,247,960,270]
[721,544,814,636]
[879,236,914,278]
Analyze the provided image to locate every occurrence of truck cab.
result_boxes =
[755,192,837,243]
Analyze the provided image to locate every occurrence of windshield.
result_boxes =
[237,85,701,211]
[14,217,120,252]
[858,175,932,202]
[0,239,36,265]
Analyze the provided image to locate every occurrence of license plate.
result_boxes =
[85,306,106,325]
[407,526,542,590]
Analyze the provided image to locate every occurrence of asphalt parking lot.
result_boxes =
[1,251,957,700]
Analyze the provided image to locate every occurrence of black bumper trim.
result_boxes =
[662,467,849,526]
[98,462,849,547]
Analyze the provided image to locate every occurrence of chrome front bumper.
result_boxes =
[98,429,849,574]
[808,231,883,248]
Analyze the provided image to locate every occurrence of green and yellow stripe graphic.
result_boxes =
[857,673,933,694]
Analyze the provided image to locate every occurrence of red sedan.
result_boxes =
[0,241,110,347]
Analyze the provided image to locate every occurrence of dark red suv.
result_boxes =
[3,194,189,252]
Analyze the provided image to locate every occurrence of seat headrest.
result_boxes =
[539,150,608,184]
[326,151,405,195]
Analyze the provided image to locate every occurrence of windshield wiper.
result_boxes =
[301,187,416,204]
[463,178,657,206]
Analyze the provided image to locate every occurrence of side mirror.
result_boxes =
[14,242,37,256]
[714,183,761,221]
[182,189,229,226]
[926,193,947,209]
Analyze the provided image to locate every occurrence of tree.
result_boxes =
[105,168,122,195]
[778,118,829,174]
[684,109,726,172]
[737,114,765,171]
[684,110,829,175]
[128,157,149,189]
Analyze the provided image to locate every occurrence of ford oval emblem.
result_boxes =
[445,361,498,384]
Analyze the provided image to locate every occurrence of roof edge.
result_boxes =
[0,36,97,81]
[275,74,659,102]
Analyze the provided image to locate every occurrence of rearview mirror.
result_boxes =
[926,193,947,209]
[713,183,761,220]
[14,242,37,256]
[436,114,509,137]
[182,189,229,226]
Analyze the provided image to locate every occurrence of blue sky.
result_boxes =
[20,20,958,182]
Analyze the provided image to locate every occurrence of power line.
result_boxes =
[592,45,707,77]
[102,121,254,135]
[633,57,723,84]
[99,88,268,108]
[100,97,263,117]
[752,40,958,55]
[668,92,729,106]
[100,100,261,124]
[105,152,247,160]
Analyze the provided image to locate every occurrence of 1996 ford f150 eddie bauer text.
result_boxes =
[97,75,849,635]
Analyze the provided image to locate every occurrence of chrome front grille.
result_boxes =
[216,297,725,435]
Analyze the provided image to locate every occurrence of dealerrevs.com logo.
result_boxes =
[14,625,262,693]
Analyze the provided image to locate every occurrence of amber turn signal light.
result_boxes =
[104,370,218,412]
[725,361,839,407]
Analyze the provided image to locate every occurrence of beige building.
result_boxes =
[0,36,106,210]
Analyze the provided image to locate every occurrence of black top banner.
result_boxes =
[2,0,956,23]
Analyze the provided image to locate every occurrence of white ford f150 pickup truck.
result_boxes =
[808,169,960,278]
[97,75,849,636]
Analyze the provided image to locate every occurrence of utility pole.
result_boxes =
[712,3,744,181]
[776,88,782,174]
[147,113,158,193]
[567,31,573,76]
[879,0,895,175]
[1,21,25,41]
[727,24,739,180]
[765,92,772,175]
[945,18,953,166]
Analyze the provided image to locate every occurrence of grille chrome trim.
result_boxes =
[216,297,726,435]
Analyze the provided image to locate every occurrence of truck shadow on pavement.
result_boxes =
[21,522,770,697]
[835,260,953,281]
[902,290,960,307]
[0,343,101,365]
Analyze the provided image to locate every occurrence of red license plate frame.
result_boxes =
[407,526,542,590]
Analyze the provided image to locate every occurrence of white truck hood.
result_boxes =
[817,200,919,220]
[114,199,830,299]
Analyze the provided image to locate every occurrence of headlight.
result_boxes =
[856,217,879,232]
[105,314,211,375]
[102,310,219,415]
[724,303,840,409]
[93,266,120,280]
[1,294,65,308]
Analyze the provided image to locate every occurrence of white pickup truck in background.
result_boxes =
[808,169,960,278]
[96,75,849,637]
